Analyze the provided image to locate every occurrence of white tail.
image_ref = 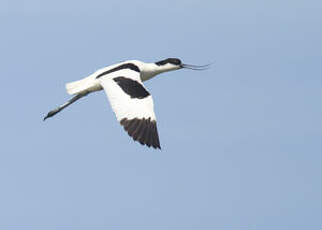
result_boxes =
[66,77,92,95]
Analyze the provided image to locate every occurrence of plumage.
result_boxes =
[44,58,209,149]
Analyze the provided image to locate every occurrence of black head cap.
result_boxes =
[155,58,182,66]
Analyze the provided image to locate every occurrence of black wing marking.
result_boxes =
[96,63,140,79]
[113,76,150,99]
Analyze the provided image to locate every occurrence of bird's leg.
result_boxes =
[43,91,89,121]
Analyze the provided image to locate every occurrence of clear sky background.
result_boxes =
[1,0,322,229]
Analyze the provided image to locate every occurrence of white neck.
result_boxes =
[140,62,180,81]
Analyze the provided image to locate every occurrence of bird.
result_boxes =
[44,58,209,149]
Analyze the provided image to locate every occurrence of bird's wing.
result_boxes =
[98,69,161,149]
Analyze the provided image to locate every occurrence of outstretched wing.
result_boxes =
[98,68,161,149]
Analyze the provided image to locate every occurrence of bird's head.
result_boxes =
[154,58,210,72]
[155,58,182,71]
[141,58,210,81]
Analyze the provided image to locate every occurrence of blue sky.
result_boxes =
[1,0,322,229]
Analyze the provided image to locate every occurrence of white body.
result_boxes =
[66,60,179,95]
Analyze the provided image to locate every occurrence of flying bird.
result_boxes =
[44,58,209,149]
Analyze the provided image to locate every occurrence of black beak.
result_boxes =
[181,63,211,70]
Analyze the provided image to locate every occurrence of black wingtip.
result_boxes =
[120,117,161,149]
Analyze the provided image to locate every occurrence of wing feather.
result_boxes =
[99,68,161,149]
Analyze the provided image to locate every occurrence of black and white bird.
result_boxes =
[44,58,209,149]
